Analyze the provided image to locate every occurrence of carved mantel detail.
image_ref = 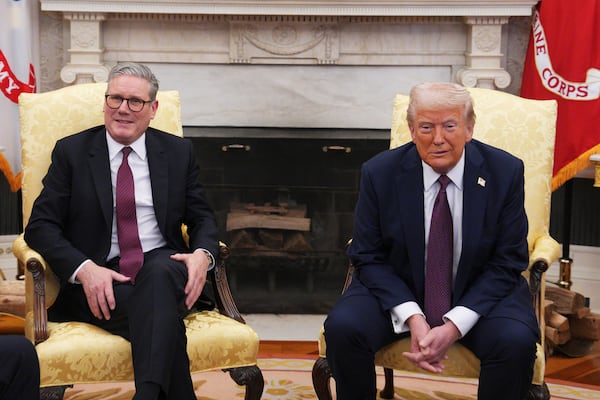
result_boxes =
[457,16,512,89]
[230,20,339,64]
[60,12,109,84]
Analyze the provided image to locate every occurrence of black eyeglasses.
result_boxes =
[105,94,153,112]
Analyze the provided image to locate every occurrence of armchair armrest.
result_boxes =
[529,234,561,269]
[527,234,560,316]
[12,234,56,344]
[14,236,246,345]
[526,234,560,359]
[212,242,245,324]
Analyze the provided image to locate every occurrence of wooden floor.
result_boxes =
[545,339,600,387]
[259,339,600,388]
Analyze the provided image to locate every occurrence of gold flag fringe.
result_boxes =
[0,153,22,192]
[552,143,600,191]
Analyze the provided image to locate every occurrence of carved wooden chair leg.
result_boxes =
[379,367,395,399]
[227,365,264,400]
[311,357,334,400]
[527,382,550,400]
[40,385,72,400]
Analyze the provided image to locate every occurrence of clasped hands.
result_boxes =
[77,250,210,320]
[402,314,462,373]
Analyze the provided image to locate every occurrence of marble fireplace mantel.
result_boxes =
[40,0,537,129]
[41,1,538,16]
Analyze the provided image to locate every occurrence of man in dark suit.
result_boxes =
[324,82,538,400]
[24,62,218,400]
[0,335,40,400]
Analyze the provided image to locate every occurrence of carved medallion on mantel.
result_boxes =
[229,17,339,64]
[41,0,538,88]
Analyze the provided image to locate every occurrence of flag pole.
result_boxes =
[558,179,573,289]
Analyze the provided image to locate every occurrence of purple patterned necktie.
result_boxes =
[116,146,143,283]
[424,174,453,327]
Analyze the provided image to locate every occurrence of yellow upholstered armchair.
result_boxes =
[312,88,560,400]
[13,83,264,399]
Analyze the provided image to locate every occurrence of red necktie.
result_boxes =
[424,175,453,327]
[116,146,144,283]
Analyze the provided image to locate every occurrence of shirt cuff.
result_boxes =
[443,306,480,337]
[69,259,90,284]
[195,248,215,271]
[390,301,424,334]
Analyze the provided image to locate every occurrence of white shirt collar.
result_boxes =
[422,150,465,192]
[106,131,147,161]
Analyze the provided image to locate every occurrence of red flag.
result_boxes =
[520,0,600,191]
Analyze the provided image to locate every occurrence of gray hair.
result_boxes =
[107,62,159,101]
[406,82,476,126]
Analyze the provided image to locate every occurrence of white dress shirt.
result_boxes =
[106,133,166,260]
[390,151,480,337]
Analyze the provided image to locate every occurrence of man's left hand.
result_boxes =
[170,250,210,309]
[403,320,462,373]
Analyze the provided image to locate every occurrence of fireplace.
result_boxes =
[190,127,389,313]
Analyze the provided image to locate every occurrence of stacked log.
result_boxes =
[0,279,25,317]
[226,202,313,254]
[544,285,600,355]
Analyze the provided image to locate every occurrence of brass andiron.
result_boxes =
[558,257,573,289]
[591,154,600,188]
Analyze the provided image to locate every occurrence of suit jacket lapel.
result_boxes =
[396,147,427,300]
[146,130,169,233]
[455,142,488,300]
[88,128,113,230]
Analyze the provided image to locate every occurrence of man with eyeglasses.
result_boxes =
[24,62,218,400]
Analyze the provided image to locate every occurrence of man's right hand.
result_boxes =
[402,314,447,373]
[76,261,130,320]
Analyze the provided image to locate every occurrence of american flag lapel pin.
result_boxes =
[477,177,486,187]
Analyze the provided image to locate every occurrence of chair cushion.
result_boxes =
[37,310,259,387]
[316,326,479,378]
[317,327,545,384]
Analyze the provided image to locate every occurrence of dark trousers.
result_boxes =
[0,335,40,400]
[324,286,537,400]
[50,247,195,400]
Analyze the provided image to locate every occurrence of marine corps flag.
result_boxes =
[520,0,600,190]
[0,0,37,192]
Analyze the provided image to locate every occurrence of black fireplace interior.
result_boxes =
[190,127,389,313]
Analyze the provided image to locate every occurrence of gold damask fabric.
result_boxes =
[38,311,259,387]
[318,327,546,382]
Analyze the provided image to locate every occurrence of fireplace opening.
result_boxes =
[190,127,389,313]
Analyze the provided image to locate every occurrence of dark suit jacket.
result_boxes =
[25,125,219,286]
[347,138,538,333]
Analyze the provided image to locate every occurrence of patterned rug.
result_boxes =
[62,357,599,399]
